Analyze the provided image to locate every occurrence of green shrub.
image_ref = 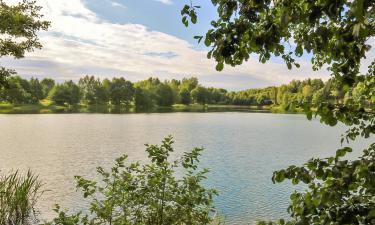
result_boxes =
[46,136,217,225]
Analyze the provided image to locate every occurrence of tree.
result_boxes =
[191,86,209,104]
[182,0,375,224]
[50,81,81,106]
[28,78,43,103]
[0,0,50,87]
[155,83,174,107]
[302,85,313,102]
[180,77,198,91]
[78,75,108,105]
[179,88,191,105]
[0,76,32,104]
[109,77,134,106]
[40,78,55,98]
[46,137,217,225]
[134,86,154,109]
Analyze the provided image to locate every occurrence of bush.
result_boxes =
[259,144,375,225]
[46,136,217,225]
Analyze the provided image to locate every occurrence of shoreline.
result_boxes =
[0,103,304,114]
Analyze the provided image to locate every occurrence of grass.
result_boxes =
[0,100,68,114]
[0,170,43,225]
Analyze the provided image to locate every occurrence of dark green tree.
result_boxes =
[179,88,191,105]
[155,83,175,107]
[0,76,31,104]
[191,86,210,104]
[109,77,134,106]
[51,81,81,106]
[134,86,154,109]
[78,75,108,105]
[40,78,55,98]
[28,78,43,103]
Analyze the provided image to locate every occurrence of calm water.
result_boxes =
[0,113,372,224]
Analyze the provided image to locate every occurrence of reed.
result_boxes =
[0,170,43,225]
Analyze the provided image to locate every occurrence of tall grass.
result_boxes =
[0,170,43,225]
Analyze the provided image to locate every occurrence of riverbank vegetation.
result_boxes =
[0,170,43,225]
[0,75,371,113]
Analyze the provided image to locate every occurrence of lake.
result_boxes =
[0,113,372,224]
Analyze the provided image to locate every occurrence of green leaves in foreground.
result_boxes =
[261,144,375,225]
[0,0,50,87]
[46,136,217,225]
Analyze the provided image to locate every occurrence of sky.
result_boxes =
[1,0,373,90]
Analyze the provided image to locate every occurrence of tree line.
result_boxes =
[0,75,371,110]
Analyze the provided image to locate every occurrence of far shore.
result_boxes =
[0,101,305,114]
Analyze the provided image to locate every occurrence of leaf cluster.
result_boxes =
[46,136,217,225]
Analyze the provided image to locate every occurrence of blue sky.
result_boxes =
[4,0,366,90]
[86,0,217,46]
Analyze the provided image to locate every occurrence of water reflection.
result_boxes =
[0,113,371,223]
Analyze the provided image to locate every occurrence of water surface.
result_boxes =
[0,113,372,224]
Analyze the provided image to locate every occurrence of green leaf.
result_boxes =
[216,62,224,71]
[335,147,352,158]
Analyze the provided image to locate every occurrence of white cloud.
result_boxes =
[154,0,173,5]
[106,0,126,9]
[1,0,334,90]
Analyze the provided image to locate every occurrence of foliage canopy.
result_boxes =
[182,0,374,224]
[0,0,50,87]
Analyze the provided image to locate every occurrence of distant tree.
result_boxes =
[179,88,191,105]
[0,76,31,104]
[109,77,134,106]
[191,86,209,105]
[51,81,81,106]
[28,78,44,103]
[134,86,154,109]
[209,88,228,104]
[302,85,313,102]
[180,77,198,91]
[168,79,181,103]
[156,83,174,107]
[256,94,271,105]
[0,0,50,87]
[78,75,108,105]
[40,78,55,98]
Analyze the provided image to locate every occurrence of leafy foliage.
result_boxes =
[0,0,50,87]
[264,144,375,225]
[182,0,374,224]
[2,75,361,111]
[50,81,81,106]
[46,136,217,225]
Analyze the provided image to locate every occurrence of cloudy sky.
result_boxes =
[1,0,371,90]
